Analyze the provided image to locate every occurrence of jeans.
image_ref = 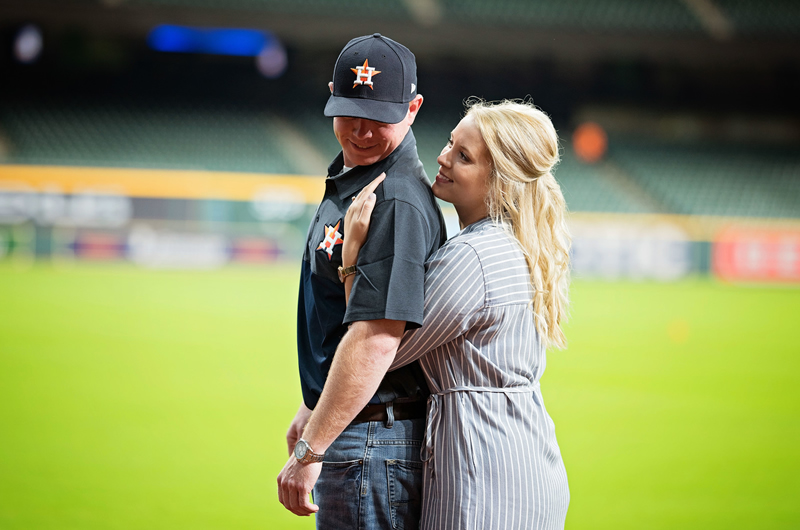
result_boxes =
[313,417,424,530]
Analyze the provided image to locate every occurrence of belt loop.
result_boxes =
[385,401,394,429]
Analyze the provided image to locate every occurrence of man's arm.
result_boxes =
[285,402,313,456]
[277,318,404,516]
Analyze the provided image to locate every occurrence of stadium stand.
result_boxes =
[59,0,798,38]
[439,0,703,34]
[0,99,297,174]
[295,108,343,166]
[611,140,800,218]
[118,0,410,18]
[556,151,659,214]
[3,97,799,218]
[715,0,800,37]
[412,108,460,183]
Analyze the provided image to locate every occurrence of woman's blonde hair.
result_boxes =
[466,99,571,349]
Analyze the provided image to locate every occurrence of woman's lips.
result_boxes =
[435,172,452,184]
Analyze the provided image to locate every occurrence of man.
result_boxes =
[277,33,446,529]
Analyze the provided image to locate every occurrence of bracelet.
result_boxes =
[338,264,357,283]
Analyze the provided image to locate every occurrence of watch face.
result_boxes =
[294,441,307,460]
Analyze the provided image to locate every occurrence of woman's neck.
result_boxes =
[456,205,489,229]
[457,213,490,230]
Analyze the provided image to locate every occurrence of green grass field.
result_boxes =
[1,264,798,529]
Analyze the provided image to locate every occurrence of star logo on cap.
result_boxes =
[316,220,344,260]
[351,59,381,90]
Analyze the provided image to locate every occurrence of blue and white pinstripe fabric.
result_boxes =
[391,218,569,530]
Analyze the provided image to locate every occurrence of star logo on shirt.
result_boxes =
[317,219,344,260]
[351,59,381,89]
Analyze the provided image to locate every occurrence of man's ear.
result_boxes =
[406,94,424,125]
[328,82,334,94]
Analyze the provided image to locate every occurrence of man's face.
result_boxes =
[333,116,410,167]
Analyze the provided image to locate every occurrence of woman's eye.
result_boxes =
[460,151,469,162]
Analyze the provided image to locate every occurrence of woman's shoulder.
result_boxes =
[451,218,517,252]
[429,219,514,266]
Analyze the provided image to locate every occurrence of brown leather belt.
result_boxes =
[352,400,427,423]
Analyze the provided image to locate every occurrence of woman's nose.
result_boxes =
[437,148,449,167]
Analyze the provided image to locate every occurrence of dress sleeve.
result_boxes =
[390,241,486,370]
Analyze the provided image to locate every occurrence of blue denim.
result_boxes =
[313,417,424,530]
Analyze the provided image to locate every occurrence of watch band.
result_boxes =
[337,264,357,283]
[295,439,325,464]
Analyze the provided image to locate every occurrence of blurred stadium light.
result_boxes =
[148,24,287,77]
[255,42,288,79]
[13,24,43,64]
[572,122,608,164]
[148,25,268,57]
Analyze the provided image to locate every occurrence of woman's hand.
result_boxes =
[343,172,385,267]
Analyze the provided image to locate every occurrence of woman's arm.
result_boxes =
[390,241,485,370]
[342,173,385,303]
[343,172,486,371]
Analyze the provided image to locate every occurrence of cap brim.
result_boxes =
[324,95,408,124]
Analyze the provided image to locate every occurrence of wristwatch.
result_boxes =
[337,264,357,283]
[294,439,325,464]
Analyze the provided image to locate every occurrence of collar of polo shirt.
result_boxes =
[327,129,417,201]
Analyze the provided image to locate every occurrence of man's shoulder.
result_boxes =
[380,166,435,209]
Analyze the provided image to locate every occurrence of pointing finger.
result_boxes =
[364,172,386,196]
[353,173,385,204]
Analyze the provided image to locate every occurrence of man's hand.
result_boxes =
[277,456,322,516]
[278,320,403,516]
[286,402,313,455]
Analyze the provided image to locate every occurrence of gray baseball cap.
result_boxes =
[324,33,418,124]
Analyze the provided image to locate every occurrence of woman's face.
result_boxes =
[433,115,492,226]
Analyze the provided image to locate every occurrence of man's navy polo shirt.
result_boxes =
[297,129,446,410]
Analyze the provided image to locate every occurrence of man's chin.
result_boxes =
[345,154,383,167]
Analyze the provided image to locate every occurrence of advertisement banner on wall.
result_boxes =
[713,227,800,283]
[570,219,693,280]
[3,165,800,282]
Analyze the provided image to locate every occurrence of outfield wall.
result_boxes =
[2,165,799,283]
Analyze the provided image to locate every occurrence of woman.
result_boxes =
[344,99,571,530]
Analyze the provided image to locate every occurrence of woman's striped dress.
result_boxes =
[391,218,569,530]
